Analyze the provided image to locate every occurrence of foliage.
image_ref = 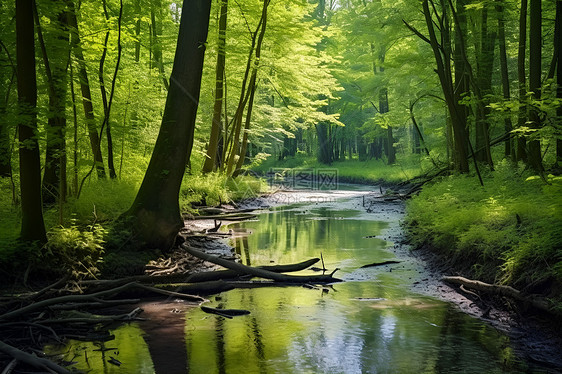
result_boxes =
[405,162,562,300]
[41,222,106,279]
[253,154,429,183]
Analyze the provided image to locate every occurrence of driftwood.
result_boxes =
[185,258,320,282]
[200,306,250,319]
[442,276,555,315]
[0,340,71,373]
[183,245,342,284]
[0,282,204,321]
[360,260,401,268]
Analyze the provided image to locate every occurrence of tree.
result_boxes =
[16,0,47,242]
[68,0,105,178]
[527,0,543,173]
[34,1,71,204]
[122,0,212,250]
[202,0,228,174]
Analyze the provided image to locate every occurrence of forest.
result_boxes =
[0,0,561,372]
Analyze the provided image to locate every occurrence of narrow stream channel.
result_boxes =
[47,187,549,373]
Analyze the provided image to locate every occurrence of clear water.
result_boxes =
[47,190,542,373]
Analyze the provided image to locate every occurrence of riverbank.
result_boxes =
[403,165,562,315]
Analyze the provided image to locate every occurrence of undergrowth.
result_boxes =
[0,171,266,280]
[252,154,428,183]
[405,161,562,304]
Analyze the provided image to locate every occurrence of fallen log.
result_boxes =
[183,245,342,284]
[442,276,556,315]
[185,258,320,282]
[0,340,70,373]
[0,282,204,321]
[361,260,401,268]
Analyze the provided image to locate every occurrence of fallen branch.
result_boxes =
[0,340,70,374]
[185,258,320,282]
[442,276,555,315]
[0,282,204,321]
[183,245,342,284]
[201,306,250,318]
[361,260,401,268]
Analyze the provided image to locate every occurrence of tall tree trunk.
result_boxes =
[151,0,169,90]
[497,0,514,160]
[0,62,12,177]
[527,0,543,173]
[235,0,270,172]
[474,3,496,168]
[135,0,141,63]
[453,0,469,168]
[100,0,117,179]
[423,0,469,172]
[16,0,47,243]
[123,0,211,250]
[34,2,70,205]
[225,1,267,175]
[68,1,105,178]
[554,0,562,167]
[202,0,228,174]
[517,0,528,162]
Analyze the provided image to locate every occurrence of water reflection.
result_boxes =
[184,201,532,374]
[47,194,543,373]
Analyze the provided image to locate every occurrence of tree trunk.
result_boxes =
[527,0,543,173]
[225,2,267,175]
[453,0,469,167]
[16,0,47,243]
[37,4,70,204]
[202,0,228,174]
[134,0,141,63]
[423,0,469,172]
[517,0,528,162]
[497,0,514,160]
[554,0,562,167]
[0,67,12,177]
[122,0,211,250]
[235,0,269,172]
[150,0,169,90]
[474,3,496,168]
[68,1,105,178]
[100,0,117,179]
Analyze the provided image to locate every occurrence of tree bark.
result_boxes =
[517,0,528,162]
[68,1,105,178]
[497,0,514,160]
[35,2,70,204]
[554,0,562,167]
[16,0,47,243]
[100,0,117,179]
[235,0,270,172]
[423,0,469,172]
[527,0,543,173]
[203,0,228,174]
[122,0,211,250]
[474,3,496,168]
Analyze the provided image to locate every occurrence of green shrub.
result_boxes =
[41,222,106,279]
[405,161,562,299]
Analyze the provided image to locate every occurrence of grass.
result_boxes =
[405,160,562,306]
[0,170,266,279]
[252,154,428,184]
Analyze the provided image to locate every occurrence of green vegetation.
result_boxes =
[253,154,429,184]
[405,162,562,304]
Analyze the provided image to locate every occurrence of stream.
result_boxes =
[47,186,557,373]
